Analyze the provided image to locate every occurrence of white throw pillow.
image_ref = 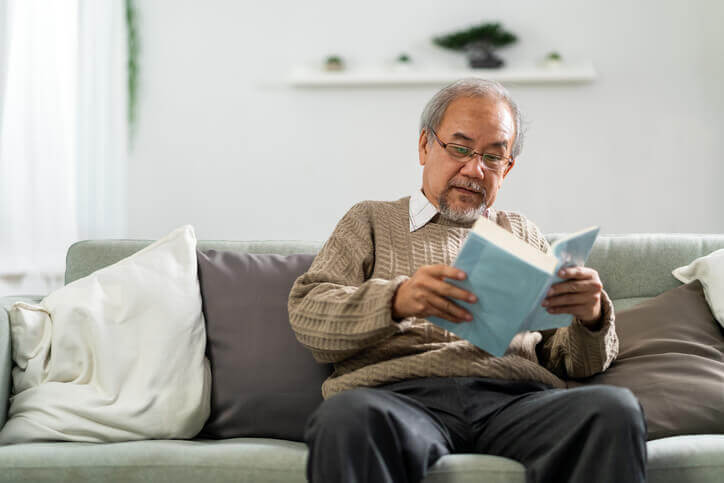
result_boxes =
[0,225,211,444]
[672,248,724,329]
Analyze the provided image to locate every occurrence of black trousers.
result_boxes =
[305,377,647,483]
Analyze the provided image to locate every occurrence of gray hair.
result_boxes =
[419,78,525,159]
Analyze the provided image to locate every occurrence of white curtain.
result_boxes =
[76,0,128,241]
[0,0,8,131]
[0,0,127,296]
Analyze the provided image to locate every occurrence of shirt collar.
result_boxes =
[409,189,439,232]
[409,188,493,232]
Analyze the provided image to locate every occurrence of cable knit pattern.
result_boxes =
[288,197,618,399]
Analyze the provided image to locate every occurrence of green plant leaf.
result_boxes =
[433,22,517,51]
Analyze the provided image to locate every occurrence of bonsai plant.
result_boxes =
[433,22,517,69]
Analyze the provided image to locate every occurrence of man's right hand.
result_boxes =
[391,264,476,323]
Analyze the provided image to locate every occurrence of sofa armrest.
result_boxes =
[0,295,44,429]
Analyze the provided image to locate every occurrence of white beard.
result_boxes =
[438,188,487,223]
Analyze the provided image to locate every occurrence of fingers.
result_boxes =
[419,264,477,306]
[557,265,597,280]
[424,277,477,304]
[547,278,602,297]
[424,264,467,281]
[393,265,476,322]
[420,266,476,323]
[426,293,472,323]
[544,265,602,320]
[543,292,596,308]
[543,284,602,321]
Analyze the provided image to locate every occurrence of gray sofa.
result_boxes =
[1,234,723,482]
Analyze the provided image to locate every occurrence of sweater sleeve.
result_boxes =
[536,290,619,378]
[288,202,408,364]
[500,211,619,378]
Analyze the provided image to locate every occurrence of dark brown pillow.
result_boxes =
[572,281,724,440]
[196,250,332,441]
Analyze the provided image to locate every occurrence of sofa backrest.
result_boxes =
[66,234,724,305]
[547,233,724,301]
[65,240,322,284]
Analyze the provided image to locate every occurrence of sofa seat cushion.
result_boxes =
[0,438,308,483]
[425,454,525,483]
[648,435,724,483]
[0,437,523,483]
[0,436,722,483]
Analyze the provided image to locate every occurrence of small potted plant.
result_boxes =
[392,52,413,71]
[433,22,517,69]
[543,51,562,68]
[323,55,345,72]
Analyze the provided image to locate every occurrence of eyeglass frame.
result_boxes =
[430,129,514,175]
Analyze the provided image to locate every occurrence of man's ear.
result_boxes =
[418,130,429,166]
[502,159,515,179]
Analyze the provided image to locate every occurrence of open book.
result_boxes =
[427,217,600,357]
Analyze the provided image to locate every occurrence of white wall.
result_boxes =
[128,0,724,242]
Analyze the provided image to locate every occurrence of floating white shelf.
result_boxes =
[290,61,596,87]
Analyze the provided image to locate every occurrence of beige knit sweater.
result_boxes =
[288,197,618,399]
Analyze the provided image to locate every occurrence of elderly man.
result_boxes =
[288,79,647,483]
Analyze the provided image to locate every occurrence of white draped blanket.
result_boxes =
[0,225,211,444]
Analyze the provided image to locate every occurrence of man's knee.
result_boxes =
[305,388,383,441]
[577,385,646,435]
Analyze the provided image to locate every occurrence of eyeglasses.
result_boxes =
[430,129,513,174]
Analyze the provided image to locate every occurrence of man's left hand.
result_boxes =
[541,266,603,329]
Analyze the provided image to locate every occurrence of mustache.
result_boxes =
[448,179,486,196]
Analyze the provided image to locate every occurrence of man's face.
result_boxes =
[418,96,516,222]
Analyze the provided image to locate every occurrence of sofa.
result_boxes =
[0,233,723,482]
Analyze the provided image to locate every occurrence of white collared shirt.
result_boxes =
[409,189,439,232]
[409,189,491,232]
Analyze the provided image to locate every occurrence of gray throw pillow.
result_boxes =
[196,250,332,441]
[571,281,724,440]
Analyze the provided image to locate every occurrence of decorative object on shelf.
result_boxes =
[392,52,413,71]
[543,51,563,68]
[396,53,412,64]
[433,22,517,69]
[323,55,345,72]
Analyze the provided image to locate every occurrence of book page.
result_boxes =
[471,217,558,274]
[550,226,600,269]
[524,225,600,331]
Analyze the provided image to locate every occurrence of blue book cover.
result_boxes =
[427,219,599,357]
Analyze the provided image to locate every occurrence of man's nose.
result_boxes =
[459,155,486,178]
